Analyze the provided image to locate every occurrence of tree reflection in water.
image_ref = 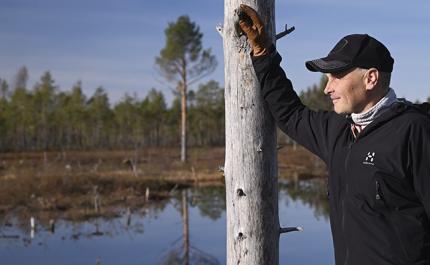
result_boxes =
[279,178,330,220]
[160,245,220,265]
[1,180,329,264]
[190,186,226,220]
[159,189,221,265]
[0,197,172,245]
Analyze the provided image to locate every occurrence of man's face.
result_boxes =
[324,68,368,114]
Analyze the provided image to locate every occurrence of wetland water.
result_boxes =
[1,179,334,265]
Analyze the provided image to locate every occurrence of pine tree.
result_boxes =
[33,71,57,149]
[156,15,217,162]
[87,87,113,148]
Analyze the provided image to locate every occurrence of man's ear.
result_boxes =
[364,68,379,91]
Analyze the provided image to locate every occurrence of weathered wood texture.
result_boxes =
[223,1,279,264]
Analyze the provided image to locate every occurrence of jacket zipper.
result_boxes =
[375,180,381,200]
[342,140,354,265]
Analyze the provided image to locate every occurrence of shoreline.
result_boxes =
[0,147,327,222]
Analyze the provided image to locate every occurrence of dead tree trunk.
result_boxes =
[223,1,279,264]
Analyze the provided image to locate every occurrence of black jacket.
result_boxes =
[252,51,430,265]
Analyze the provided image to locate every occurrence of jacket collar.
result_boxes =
[345,101,408,140]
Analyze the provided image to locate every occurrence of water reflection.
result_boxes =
[159,190,220,265]
[190,187,226,221]
[280,178,330,220]
[0,179,332,265]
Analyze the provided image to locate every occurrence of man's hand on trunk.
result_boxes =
[239,4,271,57]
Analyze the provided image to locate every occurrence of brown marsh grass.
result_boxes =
[0,146,325,222]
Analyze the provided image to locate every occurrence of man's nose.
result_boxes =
[323,83,332,95]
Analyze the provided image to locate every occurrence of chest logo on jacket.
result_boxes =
[363,152,376,166]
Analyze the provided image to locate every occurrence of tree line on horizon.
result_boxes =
[0,67,224,152]
[1,68,428,153]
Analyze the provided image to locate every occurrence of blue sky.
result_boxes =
[1,0,430,104]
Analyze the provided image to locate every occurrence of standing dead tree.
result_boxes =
[221,1,300,264]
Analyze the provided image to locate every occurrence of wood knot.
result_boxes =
[237,232,247,241]
[236,188,246,197]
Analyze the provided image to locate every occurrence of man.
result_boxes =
[239,4,430,265]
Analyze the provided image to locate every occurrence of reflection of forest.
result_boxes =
[189,187,226,220]
[280,178,330,220]
[185,181,329,222]
[0,198,171,242]
[0,181,329,244]
[159,190,221,265]
[180,182,329,222]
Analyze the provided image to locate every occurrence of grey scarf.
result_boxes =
[351,88,397,128]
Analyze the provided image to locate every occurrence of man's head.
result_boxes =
[305,34,394,114]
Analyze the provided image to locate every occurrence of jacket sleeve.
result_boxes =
[410,117,430,218]
[251,49,345,163]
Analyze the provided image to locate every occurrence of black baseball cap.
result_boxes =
[305,34,394,73]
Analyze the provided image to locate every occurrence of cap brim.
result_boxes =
[305,58,353,73]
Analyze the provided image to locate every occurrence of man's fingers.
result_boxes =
[239,20,251,33]
[239,4,263,28]
[238,3,269,55]
[239,21,257,39]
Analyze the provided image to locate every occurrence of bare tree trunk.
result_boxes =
[223,1,279,264]
[181,85,187,162]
